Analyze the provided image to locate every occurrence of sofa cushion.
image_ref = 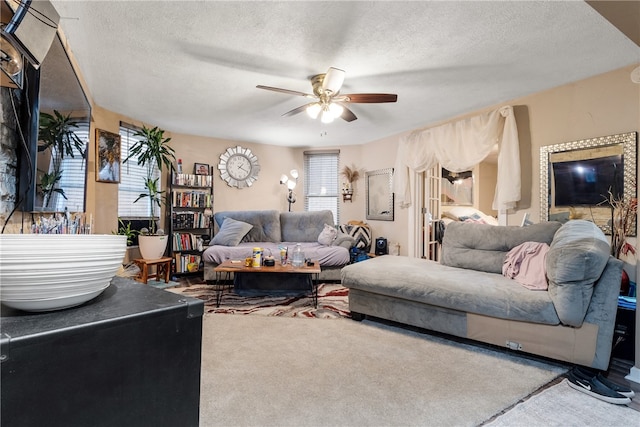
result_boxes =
[214,210,281,243]
[280,210,335,243]
[211,217,253,246]
[546,220,611,327]
[318,224,338,246]
[341,256,560,325]
[441,221,562,274]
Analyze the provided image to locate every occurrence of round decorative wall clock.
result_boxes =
[217,146,260,188]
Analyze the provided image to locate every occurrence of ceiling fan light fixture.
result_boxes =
[329,103,344,119]
[321,108,334,124]
[322,67,345,94]
[306,103,321,119]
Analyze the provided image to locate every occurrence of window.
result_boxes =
[118,123,160,219]
[304,150,340,224]
[51,121,89,212]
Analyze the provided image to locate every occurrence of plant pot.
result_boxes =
[138,235,169,260]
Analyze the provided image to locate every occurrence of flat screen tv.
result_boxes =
[552,154,623,207]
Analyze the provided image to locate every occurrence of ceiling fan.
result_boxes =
[256,67,397,123]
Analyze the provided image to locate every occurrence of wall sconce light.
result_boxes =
[279,169,299,211]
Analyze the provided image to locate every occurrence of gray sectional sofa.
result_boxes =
[203,210,354,282]
[341,220,623,370]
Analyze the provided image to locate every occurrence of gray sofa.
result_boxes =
[341,220,623,370]
[203,210,354,282]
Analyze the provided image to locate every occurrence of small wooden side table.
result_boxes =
[133,257,172,284]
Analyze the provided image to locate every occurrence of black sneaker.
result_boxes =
[574,367,636,398]
[596,373,635,399]
[567,369,631,405]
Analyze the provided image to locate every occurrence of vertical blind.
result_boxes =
[118,123,161,218]
[304,150,340,225]
[51,121,90,212]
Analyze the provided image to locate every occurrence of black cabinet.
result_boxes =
[612,306,636,362]
[1,277,204,427]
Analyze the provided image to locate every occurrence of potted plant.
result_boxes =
[123,125,175,259]
[37,110,86,208]
[112,218,140,246]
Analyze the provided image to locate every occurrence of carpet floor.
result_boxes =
[170,281,634,425]
[486,378,640,426]
[169,283,350,318]
[198,314,567,426]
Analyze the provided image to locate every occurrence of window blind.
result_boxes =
[304,150,339,225]
[118,123,161,219]
[51,121,89,212]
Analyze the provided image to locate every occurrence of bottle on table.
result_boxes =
[292,243,304,267]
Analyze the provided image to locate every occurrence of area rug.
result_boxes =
[168,283,350,318]
[198,315,568,426]
[485,378,640,426]
[146,279,181,290]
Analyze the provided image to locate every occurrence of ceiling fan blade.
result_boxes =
[282,103,314,117]
[339,104,357,122]
[322,67,345,94]
[343,93,398,103]
[256,85,315,98]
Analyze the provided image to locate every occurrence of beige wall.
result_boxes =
[476,161,498,217]
[511,64,640,226]
[84,109,376,236]
[17,63,637,265]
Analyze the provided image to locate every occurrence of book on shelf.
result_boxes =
[172,173,212,187]
[172,232,198,251]
[174,252,201,273]
[172,191,212,208]
[171,211,211,229]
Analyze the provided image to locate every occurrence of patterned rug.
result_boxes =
[168,283,350,318]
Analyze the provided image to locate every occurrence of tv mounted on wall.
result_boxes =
[552,154,623,207]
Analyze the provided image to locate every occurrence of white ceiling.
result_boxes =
[49,1,639,148]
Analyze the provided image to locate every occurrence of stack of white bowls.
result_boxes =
[0,234,126,312]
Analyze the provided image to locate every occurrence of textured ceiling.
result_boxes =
[48,1,639,148]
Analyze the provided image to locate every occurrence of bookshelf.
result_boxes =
[168,171,213,275]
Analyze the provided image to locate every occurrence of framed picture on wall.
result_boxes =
[194,163,210,175]
[95,129,121,183]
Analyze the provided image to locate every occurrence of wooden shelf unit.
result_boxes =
[167,170,213,275]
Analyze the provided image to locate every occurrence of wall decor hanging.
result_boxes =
[218,146,260,188]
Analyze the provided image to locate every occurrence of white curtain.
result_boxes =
[394,105,520,212]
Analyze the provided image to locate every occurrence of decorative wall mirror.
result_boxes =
[441,168,473,206]
[366,168,394,221]
[32,32,91,212]
[540,132,637,235]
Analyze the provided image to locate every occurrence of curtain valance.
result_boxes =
[394,105,521,212]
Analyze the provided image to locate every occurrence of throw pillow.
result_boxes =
[211,217,253,246]
[318,223,338,246]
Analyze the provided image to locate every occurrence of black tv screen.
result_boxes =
[552,155,623,206]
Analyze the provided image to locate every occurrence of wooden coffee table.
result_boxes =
[212,260,321,308]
